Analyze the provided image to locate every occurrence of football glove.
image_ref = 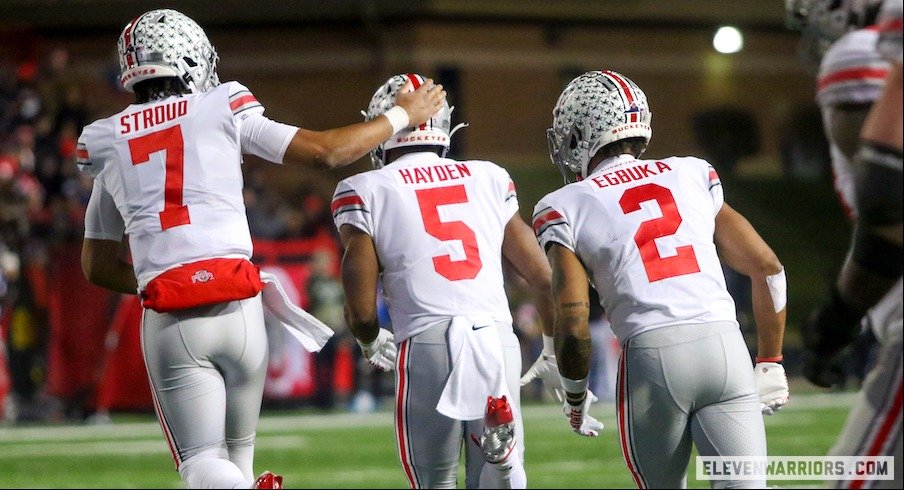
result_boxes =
[755,362,789,415]
[520,350,565,403]
[802,350,846,389]
[563,391,604,437]
[357,328,397,371]
[802,288,863,357]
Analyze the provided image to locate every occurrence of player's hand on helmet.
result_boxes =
[562,390,604,437]
[357,328,397,371]
[393,78,446,128]
[520,348,566,403]
[755,361,790,415]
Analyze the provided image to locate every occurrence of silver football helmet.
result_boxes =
[117,9,220,93]
[786,0,883,36]
[547,70,652,182]
[364,73,466,169]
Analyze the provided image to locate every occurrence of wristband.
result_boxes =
[382,106,410,134]
[559,375,589,395]
[542,334,555,354]
[756,355,783,364]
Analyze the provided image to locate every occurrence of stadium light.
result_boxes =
[713,26,744,54]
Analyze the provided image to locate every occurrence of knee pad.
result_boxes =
[851,225,904,279]
[855,142,903,227]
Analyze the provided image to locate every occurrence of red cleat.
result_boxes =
[473,396,516,464]
[252,471,283,489]
[484,395,515,428]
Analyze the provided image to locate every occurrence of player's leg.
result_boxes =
[828,338,902,489]
[395,324,461,489]
[689,327,766,490]
[141,302,252,488]
[471,323,527,489]
[618,333,694,489]
[218,295,269,482]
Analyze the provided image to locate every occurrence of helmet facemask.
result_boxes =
[364,73,466,169]
[548,70,652,183]
[118,9,220,94]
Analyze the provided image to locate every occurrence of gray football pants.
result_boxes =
[393,320,524,489]
[828,336,903,490]
[141,295,268,477]
[617,322,767,489]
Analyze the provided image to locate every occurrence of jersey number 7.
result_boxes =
[619,183,700,282]
[128,125,191,230]
[415,185,483,281]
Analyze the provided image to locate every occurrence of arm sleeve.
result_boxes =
[228,81,299,164]
[331,178,374,237]
[499,167,520,220]
[532,199,576,253]
[239,113,298,164]
[76,130,100,178]
[84,179,125,241]
[704,161,725,214]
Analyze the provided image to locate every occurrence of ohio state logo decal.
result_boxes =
[191,269,214,283]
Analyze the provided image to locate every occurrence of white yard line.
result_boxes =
[0,434,304,458]
[0,392,856,444]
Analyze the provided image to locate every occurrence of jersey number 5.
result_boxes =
[415,185,483,281]
[128,125,190,230]
[619,183,700,282]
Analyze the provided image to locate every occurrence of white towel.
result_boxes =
[259,270,334,353]
[436,316,511,421]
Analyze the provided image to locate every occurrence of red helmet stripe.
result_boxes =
[601,70,638,123]
[122,15,143,68]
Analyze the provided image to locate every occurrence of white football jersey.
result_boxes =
[877,0,903,64]
[77,81,288,287]
[817,27,890,219]
[534,154,737,343]
[332,152,519,342]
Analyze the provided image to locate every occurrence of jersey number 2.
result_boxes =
[415,185,483,281]
[619,183,700,282]
[128,125,190,230]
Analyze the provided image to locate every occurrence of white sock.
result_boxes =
[179,447,251,489]
[227,435,256,482]
[479,448,527,489]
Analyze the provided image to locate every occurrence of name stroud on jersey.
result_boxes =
[118,99,189,135]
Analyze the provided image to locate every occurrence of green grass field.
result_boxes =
[0,390,855,489]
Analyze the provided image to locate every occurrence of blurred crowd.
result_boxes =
[0,48,609,426]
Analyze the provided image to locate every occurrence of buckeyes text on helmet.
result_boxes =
[364,73,465,169]
[547,70,652,182]
[118,9,220,94]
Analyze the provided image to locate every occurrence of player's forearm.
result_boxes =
[344,305,380,344]
[85,259,138,295]
[285,119,394,170]
[554,307,592,382]
[751,278,785,359]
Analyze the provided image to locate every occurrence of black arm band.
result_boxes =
[851,225,904,279]
[855,142,903,227]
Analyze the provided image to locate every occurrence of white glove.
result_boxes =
[357,328,397,372]
[520,348,565,402]
[755,362,789,415]
[563,391,604,437]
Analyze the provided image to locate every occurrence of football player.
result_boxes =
[536,70,789,488]
[333,73,555,489]
[76,9,444,489]
[790,0,903,487]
